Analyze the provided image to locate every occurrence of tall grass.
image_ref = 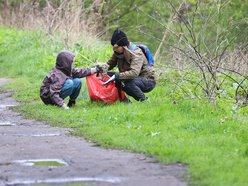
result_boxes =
[0,27,248,186]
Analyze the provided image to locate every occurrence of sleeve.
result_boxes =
[72,68,92,78]
[49,74,64,107]
[107,54,117,70]
[115,49,143,80]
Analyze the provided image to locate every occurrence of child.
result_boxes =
[40,50,98,109]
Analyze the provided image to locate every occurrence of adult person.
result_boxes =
[103,28,156,102]
[40,50,99,109]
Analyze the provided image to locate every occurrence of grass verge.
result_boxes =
[0,27,248,186]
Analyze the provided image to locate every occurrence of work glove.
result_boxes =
[95,62,109,73]
[103,74,116,85]
[62,103,69,110]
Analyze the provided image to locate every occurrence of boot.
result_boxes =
[121,97,132,104]
[67,100,76,107]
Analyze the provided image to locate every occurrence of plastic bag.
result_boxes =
[86,74,125,103]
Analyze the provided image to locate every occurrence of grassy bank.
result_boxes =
[0,27,248,186]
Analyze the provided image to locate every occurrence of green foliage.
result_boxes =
[1,27,248,186]
[98,0,247,58]
[74,42,112,67]
[0,27,59,79]
[155,0,248,103]
[0,27,112,78]
[227,0,248,43]
[160,68,248,103]
[1,0,247,55]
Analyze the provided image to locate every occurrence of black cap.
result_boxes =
[111,28,129,46]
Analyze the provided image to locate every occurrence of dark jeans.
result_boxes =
[108,72,156,101]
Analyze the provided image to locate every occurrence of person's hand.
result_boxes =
[62,103,69,110]
[95,63,109,73]
[103,74,115,85]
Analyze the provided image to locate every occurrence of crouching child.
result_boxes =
[40,50,98,109]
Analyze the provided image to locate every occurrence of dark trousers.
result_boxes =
[108,72,156,101]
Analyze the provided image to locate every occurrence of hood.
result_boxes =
[55,50,75,76]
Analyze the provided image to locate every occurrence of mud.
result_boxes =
[0,78,187,186]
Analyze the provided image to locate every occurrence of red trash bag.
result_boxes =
[86,74,125,103]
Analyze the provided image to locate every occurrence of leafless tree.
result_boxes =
[164,0,248,104]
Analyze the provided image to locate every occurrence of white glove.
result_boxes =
[103,75,116,85]
[62,103,69,110]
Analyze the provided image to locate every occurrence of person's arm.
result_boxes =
[72,67,93,78]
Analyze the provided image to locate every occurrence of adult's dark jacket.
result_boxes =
[40,50,91,106]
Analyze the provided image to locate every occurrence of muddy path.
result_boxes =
[0,78,187,186]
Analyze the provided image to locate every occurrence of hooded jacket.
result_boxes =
[107,45,155,80]
[40,50,91,106]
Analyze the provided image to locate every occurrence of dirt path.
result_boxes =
[0,78,187,186]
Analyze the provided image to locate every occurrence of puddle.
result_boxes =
[0,121,16,126]
[2,176,125,185]
[13,159,68,167]
[35,183,87,186]
[0,104,15,109]
[0,104,15,111]
[14,133,61,137]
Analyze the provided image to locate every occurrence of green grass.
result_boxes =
[0,27,248,186]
